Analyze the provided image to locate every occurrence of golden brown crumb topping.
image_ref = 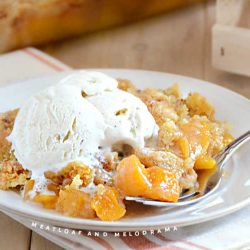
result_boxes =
[44,161,94,188]
[0,160,30,190]
[0,109,19,162]
[186,92,215,120]
[0,80,234,221]
[0,109,31,190]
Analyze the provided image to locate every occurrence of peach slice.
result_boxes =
[24,179,58,209]
[173,137,190,159]
[114,155,180,202]
[145,166,180,202]
[91,185,126,221]
[114,155,149,196]
[33,194,58,209]
[23,179,35,200]
[181,120,211,157]
[194,155,216,170]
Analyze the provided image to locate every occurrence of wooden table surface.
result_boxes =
[0,1,249,250]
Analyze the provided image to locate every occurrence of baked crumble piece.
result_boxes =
[0,80,234,221]
[0,109,31,190]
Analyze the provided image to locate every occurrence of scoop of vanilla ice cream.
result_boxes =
[59,71,118,96]
[9,71,158,172]
[88,89,158,148]
[9,84,106,172]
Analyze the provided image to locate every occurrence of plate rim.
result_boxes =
[1,68,249,103]
[0,194,250,231]
[0,68,249,230]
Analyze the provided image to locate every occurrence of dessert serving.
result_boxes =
[0,71,233,221]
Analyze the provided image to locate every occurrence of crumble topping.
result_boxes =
[0,79,233,221]
[0,109,31,190]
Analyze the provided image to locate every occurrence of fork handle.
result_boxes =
[216,130,250,167]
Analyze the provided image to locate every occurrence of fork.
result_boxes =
[125,130,250,207]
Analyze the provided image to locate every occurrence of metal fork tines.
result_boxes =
[125,130,250,207]
[125,191,200,207]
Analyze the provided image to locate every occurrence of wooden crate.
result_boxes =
[212,0,250,77]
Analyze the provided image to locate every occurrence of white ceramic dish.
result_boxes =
[0,69,249,231]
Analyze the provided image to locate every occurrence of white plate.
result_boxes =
[0,69,249,231]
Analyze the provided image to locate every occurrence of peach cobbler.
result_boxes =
[0,71,233,221]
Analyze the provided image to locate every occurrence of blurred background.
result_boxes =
[0,0,249,98]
